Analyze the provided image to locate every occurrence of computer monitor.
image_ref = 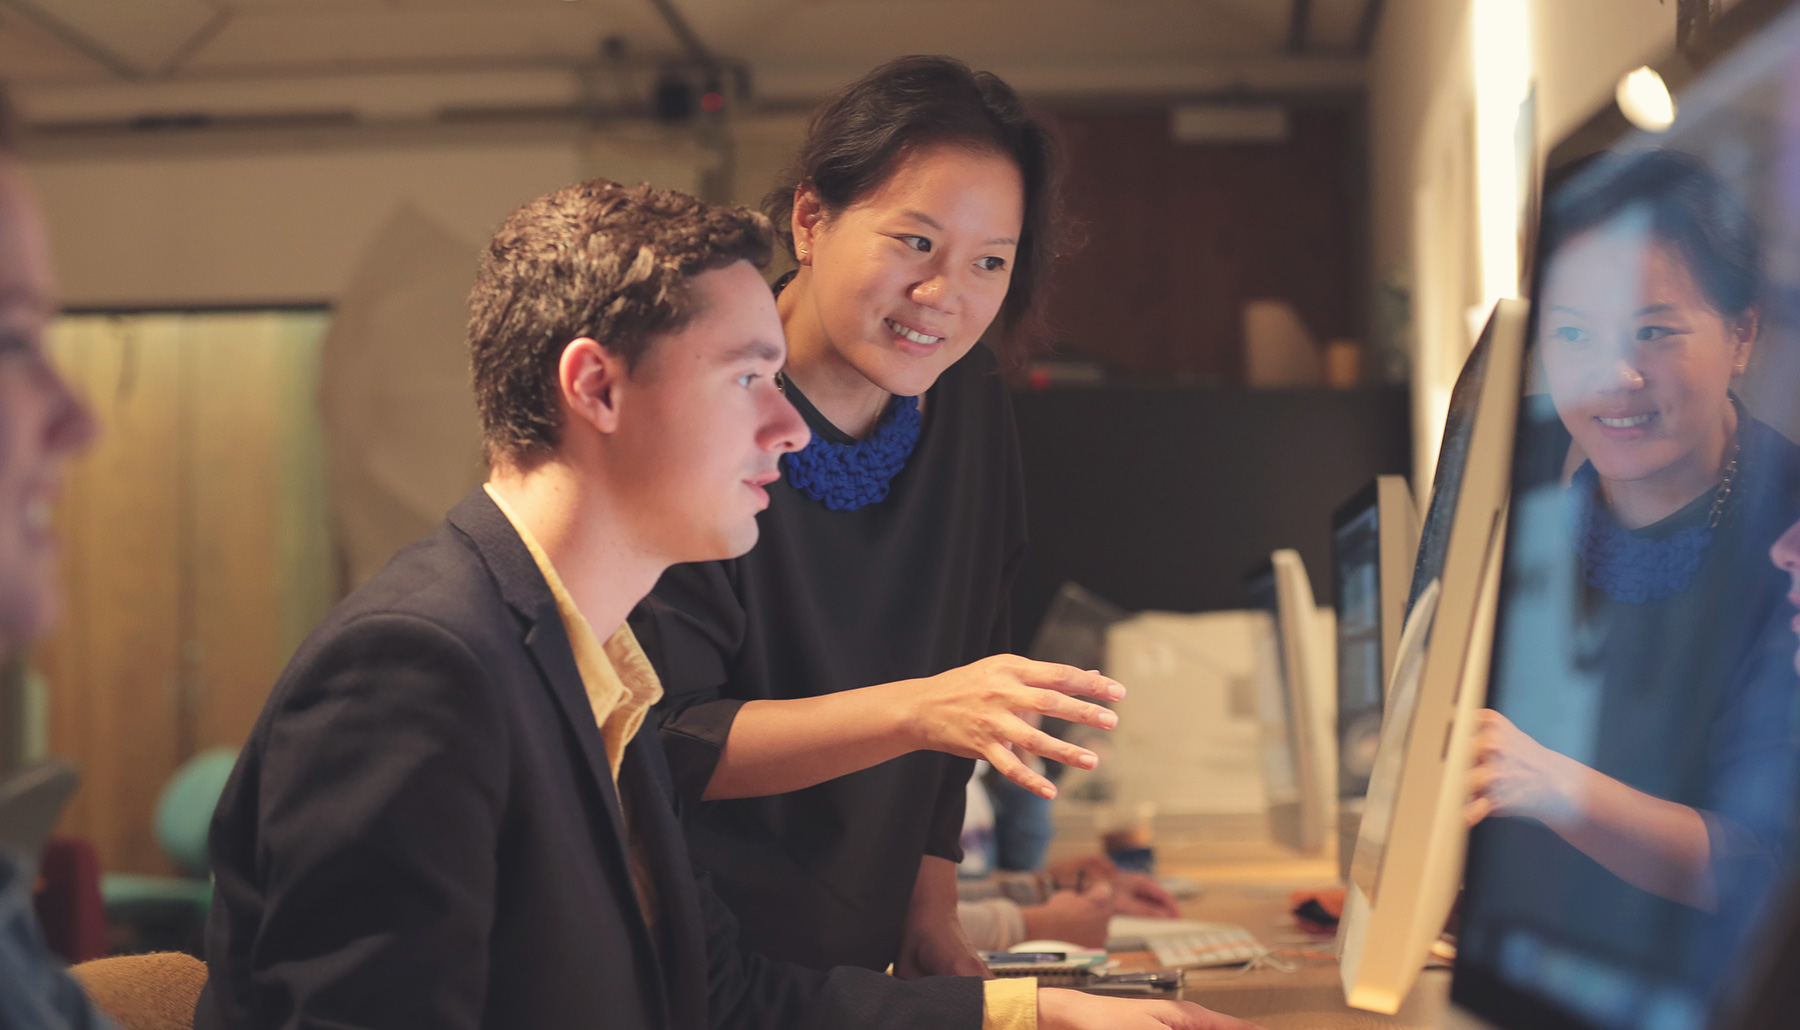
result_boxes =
[1332,475,1421,879]
[1245,549,1336,855]
[1336,299,1528,1014]
[1452,3,1800,1027]
[0,759,79,868]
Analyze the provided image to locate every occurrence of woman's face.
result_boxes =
[1539,225,1751,492]
[792,143,1024,398]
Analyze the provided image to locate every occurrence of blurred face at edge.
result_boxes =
[1773,518,1800,675]
[0,159,95,654]
[1539,221,1752,506]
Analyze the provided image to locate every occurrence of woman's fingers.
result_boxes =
[1469,764,1497,793]
[1015,660,1126,702]
[985,741,1059,799]
[1013,725,1100,770]
[1465,795,1493,827]
[1024,689,1119,731]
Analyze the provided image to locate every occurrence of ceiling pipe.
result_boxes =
[0,0,142,80]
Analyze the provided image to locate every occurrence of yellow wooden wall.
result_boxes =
[37,311,335,875]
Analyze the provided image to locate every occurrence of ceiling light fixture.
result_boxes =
[1616,66,1676,132]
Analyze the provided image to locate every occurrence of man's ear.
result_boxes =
[558,337,627,436]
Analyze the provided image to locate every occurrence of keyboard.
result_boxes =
[1146,924,1266,968]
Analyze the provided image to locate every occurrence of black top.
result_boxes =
[198,491,983,1030]
[1472,415,1800,995]
[631,344,1028,972]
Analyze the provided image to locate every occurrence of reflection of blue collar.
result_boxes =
[781,381,923,512]
[1572,462,1716,603]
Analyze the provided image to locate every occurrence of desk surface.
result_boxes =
[1061,831,1449,1030]
[1153,872,1450,1029]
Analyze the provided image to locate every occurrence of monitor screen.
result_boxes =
[1334,498,1385,797]
[1456,9,1800,1028]
[1408,335,1493,619]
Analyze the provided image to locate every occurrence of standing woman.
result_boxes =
[633,56,1123,978]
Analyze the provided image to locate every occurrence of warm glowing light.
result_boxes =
[1471,0,1532,313]
[1616,66,1676,132]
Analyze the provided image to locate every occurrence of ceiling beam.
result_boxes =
[1355,0,1384,55]
[1287,0,1313,54]
[0,0,141,79]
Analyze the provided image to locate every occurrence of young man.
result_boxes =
[0,89,114,1030]
[197,178,1254,1030]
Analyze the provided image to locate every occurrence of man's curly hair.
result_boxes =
[469,178,773,464]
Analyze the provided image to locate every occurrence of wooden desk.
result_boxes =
[1046,817,1450,1027]
[1102,861,1449,1028]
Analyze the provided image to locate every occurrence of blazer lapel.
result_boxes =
[444,491,669,989]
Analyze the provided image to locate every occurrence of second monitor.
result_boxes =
[1332,475,1420,879]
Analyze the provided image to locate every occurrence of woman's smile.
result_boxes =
[883,316,944,353]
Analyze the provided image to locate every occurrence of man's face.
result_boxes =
[607,260,808,564]
[0,161,95,652]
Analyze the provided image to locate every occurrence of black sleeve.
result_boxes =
[924,379,1030,864]
[923,757,977,865]
[243,615,509,1030]
[701,878,984,1030]
[631,561,751,803]
[681,813,985,1030]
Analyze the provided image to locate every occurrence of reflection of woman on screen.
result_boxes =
[1468,152,1800,921]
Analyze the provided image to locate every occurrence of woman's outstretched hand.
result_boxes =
[1465,708,1582,828]
[904,655,1123,799]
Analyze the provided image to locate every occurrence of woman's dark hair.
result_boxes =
[765,55,1069,366]
[1542,149,1758,322]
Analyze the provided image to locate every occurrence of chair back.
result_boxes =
[155,749,237,879]
[70,952,207,1030]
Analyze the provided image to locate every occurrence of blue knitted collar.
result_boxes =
[1571,458,1734,604]
[780,379,923,511]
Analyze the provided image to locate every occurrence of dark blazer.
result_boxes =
[194,490,982,1030]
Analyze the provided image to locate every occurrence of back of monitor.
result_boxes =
[1259,549,1336,855]
[1337,298,1526,1014]
[0,759,80,869]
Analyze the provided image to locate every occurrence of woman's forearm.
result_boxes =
[699,656,1118,800]
[702,687,918,800]
[1544,766,1716,910]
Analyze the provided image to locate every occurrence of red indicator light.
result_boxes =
[701,92,725,113]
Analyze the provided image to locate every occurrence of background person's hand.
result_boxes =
[1020,881,1115,948]
[1038,988,1264,1030]
[905,655,1124,798]
[1466,709,1583,828]
[1113,871,1181,918]
[1045,854,1181,918]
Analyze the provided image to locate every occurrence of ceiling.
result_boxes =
[1,0,1375,128]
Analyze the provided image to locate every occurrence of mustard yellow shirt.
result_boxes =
[486,484,1036,1030]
